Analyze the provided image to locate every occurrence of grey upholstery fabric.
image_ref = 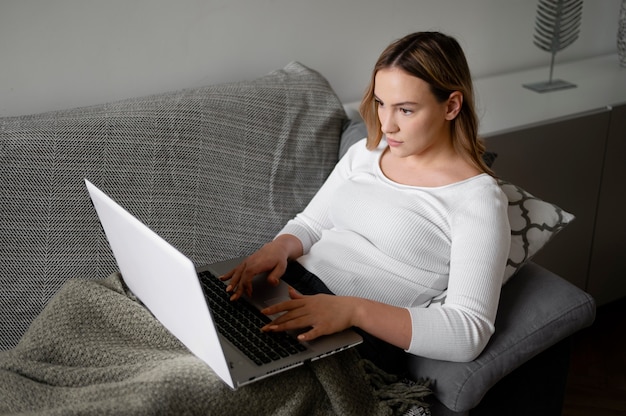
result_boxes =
[407,262,596,413]
[0,62,348,349]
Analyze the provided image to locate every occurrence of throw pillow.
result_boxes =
[499,179,575,283]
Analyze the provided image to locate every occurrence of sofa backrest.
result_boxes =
[0,62,348,349]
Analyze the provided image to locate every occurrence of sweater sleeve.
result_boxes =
[276,140,363,253]
[406,184,511,362]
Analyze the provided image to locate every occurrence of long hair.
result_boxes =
[359,32,493,176]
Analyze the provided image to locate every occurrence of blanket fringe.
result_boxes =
[360,359,432,416]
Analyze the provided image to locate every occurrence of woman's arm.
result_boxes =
[222,141,365,300]
[261,289,412,349]
[275,140,362,252]
[263,182,511,361]
[407,186,511,361]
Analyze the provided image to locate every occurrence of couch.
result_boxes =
[0,62,595,415]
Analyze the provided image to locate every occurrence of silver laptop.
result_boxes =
[85,179,362,389]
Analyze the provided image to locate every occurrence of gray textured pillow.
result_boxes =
[0,62,348,349]
[339,119,368,158]
[408,261,595,413]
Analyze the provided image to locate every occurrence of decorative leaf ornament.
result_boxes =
[524,0,583,92]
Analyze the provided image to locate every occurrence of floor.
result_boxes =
[561,297,626,416]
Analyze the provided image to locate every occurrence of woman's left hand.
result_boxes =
[260,288,357,342]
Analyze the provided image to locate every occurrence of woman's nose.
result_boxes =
[380,111,398,134]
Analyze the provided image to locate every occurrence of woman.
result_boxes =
[221,32,510,372]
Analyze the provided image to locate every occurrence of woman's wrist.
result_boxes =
[272,234,304,260]
[348,297,368,330]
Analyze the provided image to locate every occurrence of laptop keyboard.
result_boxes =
[198,270,308,366]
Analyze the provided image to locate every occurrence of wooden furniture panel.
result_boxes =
[484,109,611,291]
[587,103,626,305]
[471,54,626,305]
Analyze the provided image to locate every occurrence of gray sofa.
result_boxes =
[0,62,595,414]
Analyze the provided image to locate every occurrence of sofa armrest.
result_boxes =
[406,262,596,413]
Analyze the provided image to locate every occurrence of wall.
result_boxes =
[0,0,622,117]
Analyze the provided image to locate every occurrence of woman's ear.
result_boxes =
[445,91,463,120]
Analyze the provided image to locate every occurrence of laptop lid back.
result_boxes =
[85,179,234,388]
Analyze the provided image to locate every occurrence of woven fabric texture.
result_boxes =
[0,62,347,349]
[0,274,391,415]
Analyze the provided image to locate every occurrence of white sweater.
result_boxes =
[278,139,511,361]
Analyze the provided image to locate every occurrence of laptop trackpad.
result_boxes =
[249,274,290,310]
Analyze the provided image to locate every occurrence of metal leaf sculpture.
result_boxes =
[524,0,583,92]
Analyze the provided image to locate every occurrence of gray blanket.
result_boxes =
[0,274,429,415]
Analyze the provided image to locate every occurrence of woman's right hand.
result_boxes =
[219,234,303,301]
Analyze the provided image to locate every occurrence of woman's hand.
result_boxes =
[260,288,358,342]
[263,288,413,350]
[220,234,303,301]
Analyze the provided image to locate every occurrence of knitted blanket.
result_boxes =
[0,274,430,416]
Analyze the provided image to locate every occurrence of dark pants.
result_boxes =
[281,261,409,376]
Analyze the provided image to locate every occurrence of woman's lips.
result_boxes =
[386,137,401,147]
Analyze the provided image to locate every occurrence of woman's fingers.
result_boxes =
[221,260,285,301]
[220,263,251,300]
[219,238,296,300]
[266,266,286,287]
[261,305,310,333]
[260,290,351,342]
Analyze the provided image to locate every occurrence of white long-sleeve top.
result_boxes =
[277,139,511,362]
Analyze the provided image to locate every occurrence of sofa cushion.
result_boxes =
[0,62,348,350]
[407,262,595,413]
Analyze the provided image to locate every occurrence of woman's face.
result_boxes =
[374,67,458,160]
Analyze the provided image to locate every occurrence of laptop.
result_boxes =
[84,179,362,389]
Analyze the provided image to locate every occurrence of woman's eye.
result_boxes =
[400,108,413,115]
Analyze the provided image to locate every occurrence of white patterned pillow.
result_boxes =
[498,179,575,283]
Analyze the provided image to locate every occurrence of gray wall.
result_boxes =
[0,0,622,117]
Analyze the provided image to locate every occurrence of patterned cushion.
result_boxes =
[499,179,575,283]
[0,62,348,349]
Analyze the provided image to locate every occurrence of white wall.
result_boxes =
[0,0,622,117]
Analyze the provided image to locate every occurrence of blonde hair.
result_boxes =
[359,32,493,176]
